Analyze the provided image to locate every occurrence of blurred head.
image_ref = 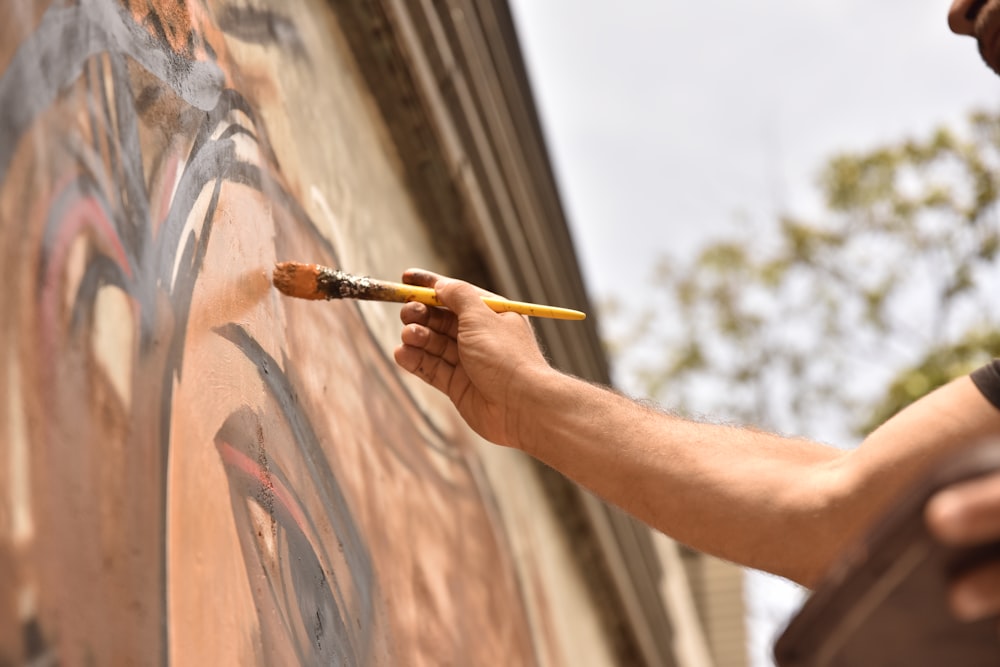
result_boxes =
[949,0,1000,74]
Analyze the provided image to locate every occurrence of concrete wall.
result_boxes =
[0,1,716,665]
[0,1,541,663]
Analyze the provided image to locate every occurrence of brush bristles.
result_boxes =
[272,262,327,300]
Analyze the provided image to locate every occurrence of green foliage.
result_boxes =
[607,110,1000,441]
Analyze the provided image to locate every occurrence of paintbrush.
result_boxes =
[271,262,586,321]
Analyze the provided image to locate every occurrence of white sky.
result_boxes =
[508,0,999,310]
[506,2,1000,665]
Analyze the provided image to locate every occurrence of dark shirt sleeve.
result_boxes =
[971,359,1000,411]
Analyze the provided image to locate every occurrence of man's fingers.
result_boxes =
[949,563,1000,621]
[399,301,460,340]
[421,327,460,366]
[393,344,457,396]
[400,324,460,366]
[926,472,1000,546]
[925,472,1000,623]
[402,268,443,289]
[399,301,428,326]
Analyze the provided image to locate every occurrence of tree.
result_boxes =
[606,109,1000,442]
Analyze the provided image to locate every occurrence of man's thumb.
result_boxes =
[435,279,494,318]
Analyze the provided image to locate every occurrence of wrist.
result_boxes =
[505,364,573,454]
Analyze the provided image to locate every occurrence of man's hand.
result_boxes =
[393,269,551,448]
[926,471,1000,623]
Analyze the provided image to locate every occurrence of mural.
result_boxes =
[0,0,538,664]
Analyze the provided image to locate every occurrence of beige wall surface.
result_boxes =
[0,0,549,664]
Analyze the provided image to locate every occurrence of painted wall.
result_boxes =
[0,0,546,663]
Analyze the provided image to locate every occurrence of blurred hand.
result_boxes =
[926,471,1000,623]
[393,269,551,448]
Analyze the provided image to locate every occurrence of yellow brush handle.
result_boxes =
[388,284,586,321]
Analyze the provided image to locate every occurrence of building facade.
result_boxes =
[0,1,741,664]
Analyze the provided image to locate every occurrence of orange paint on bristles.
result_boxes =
[272,261,327,300]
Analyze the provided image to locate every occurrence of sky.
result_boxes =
[507,1,999,312]
[506,1,1000,665]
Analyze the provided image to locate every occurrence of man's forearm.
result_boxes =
[511,367,850,585]
[510,369,1000,586]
